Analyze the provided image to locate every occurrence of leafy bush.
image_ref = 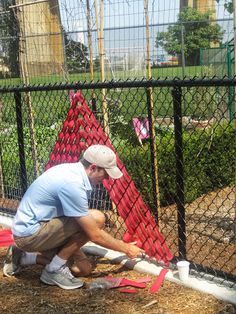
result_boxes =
[0,124,59,197]
[118,123,235,209]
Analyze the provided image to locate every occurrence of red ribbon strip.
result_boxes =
[149,269,169,293]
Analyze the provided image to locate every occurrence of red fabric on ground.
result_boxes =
[0,229,14,247]
[149,269,169,293]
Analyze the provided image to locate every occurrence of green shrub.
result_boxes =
[0,124,59,195]
[118,123,235,209]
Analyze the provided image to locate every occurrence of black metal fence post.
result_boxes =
[146,87,159,222]
[172,86,186,260]
[91,97,97,118]
[14,91,28,194]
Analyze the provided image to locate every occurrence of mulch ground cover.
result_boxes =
[0,247,235,314]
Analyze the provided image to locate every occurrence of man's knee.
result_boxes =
[89,209,106,228]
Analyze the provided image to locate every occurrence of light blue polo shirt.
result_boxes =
[12,162,92,237]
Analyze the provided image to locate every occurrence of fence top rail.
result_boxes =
[0,76,236,93]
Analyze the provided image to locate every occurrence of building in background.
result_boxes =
[15,0,65,77]
[180,0,216,17]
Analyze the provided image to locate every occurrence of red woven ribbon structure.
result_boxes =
[45,92,173,264]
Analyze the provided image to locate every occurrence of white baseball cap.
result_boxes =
[83,145,123,179]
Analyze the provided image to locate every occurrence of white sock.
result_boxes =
[20,252,37,266]
[46,255,67,272]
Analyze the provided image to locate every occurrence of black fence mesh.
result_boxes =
[0,77,235,285]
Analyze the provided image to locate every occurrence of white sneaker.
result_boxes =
[40,265,84,290]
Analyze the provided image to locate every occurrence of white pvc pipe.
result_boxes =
[0,214,13,229]
[82,243,236,305]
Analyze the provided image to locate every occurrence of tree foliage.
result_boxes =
[0,0,20,77]
[216,0,233,14]
[63,32,89,74]
[156,7,224,66]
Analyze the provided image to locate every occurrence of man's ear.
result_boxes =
[90,164,97,171]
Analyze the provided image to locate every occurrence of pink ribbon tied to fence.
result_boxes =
[132,117,150,143]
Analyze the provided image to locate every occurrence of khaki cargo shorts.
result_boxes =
[14,217,82,253]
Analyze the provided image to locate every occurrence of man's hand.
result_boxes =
[126,243,145,259]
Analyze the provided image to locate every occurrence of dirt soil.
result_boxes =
[0,248,235,314]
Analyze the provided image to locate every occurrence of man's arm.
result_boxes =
[76,214,144,259]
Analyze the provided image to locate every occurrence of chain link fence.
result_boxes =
[0,77,235,285]
[0,0,234,84]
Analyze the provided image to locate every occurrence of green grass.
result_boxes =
[151,65,204,78]
[0,64,233,130]
[0,65,207,87]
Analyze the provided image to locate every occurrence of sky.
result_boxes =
[59,0,232,32]
[58,0,233,61]
[0,0,233,63]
